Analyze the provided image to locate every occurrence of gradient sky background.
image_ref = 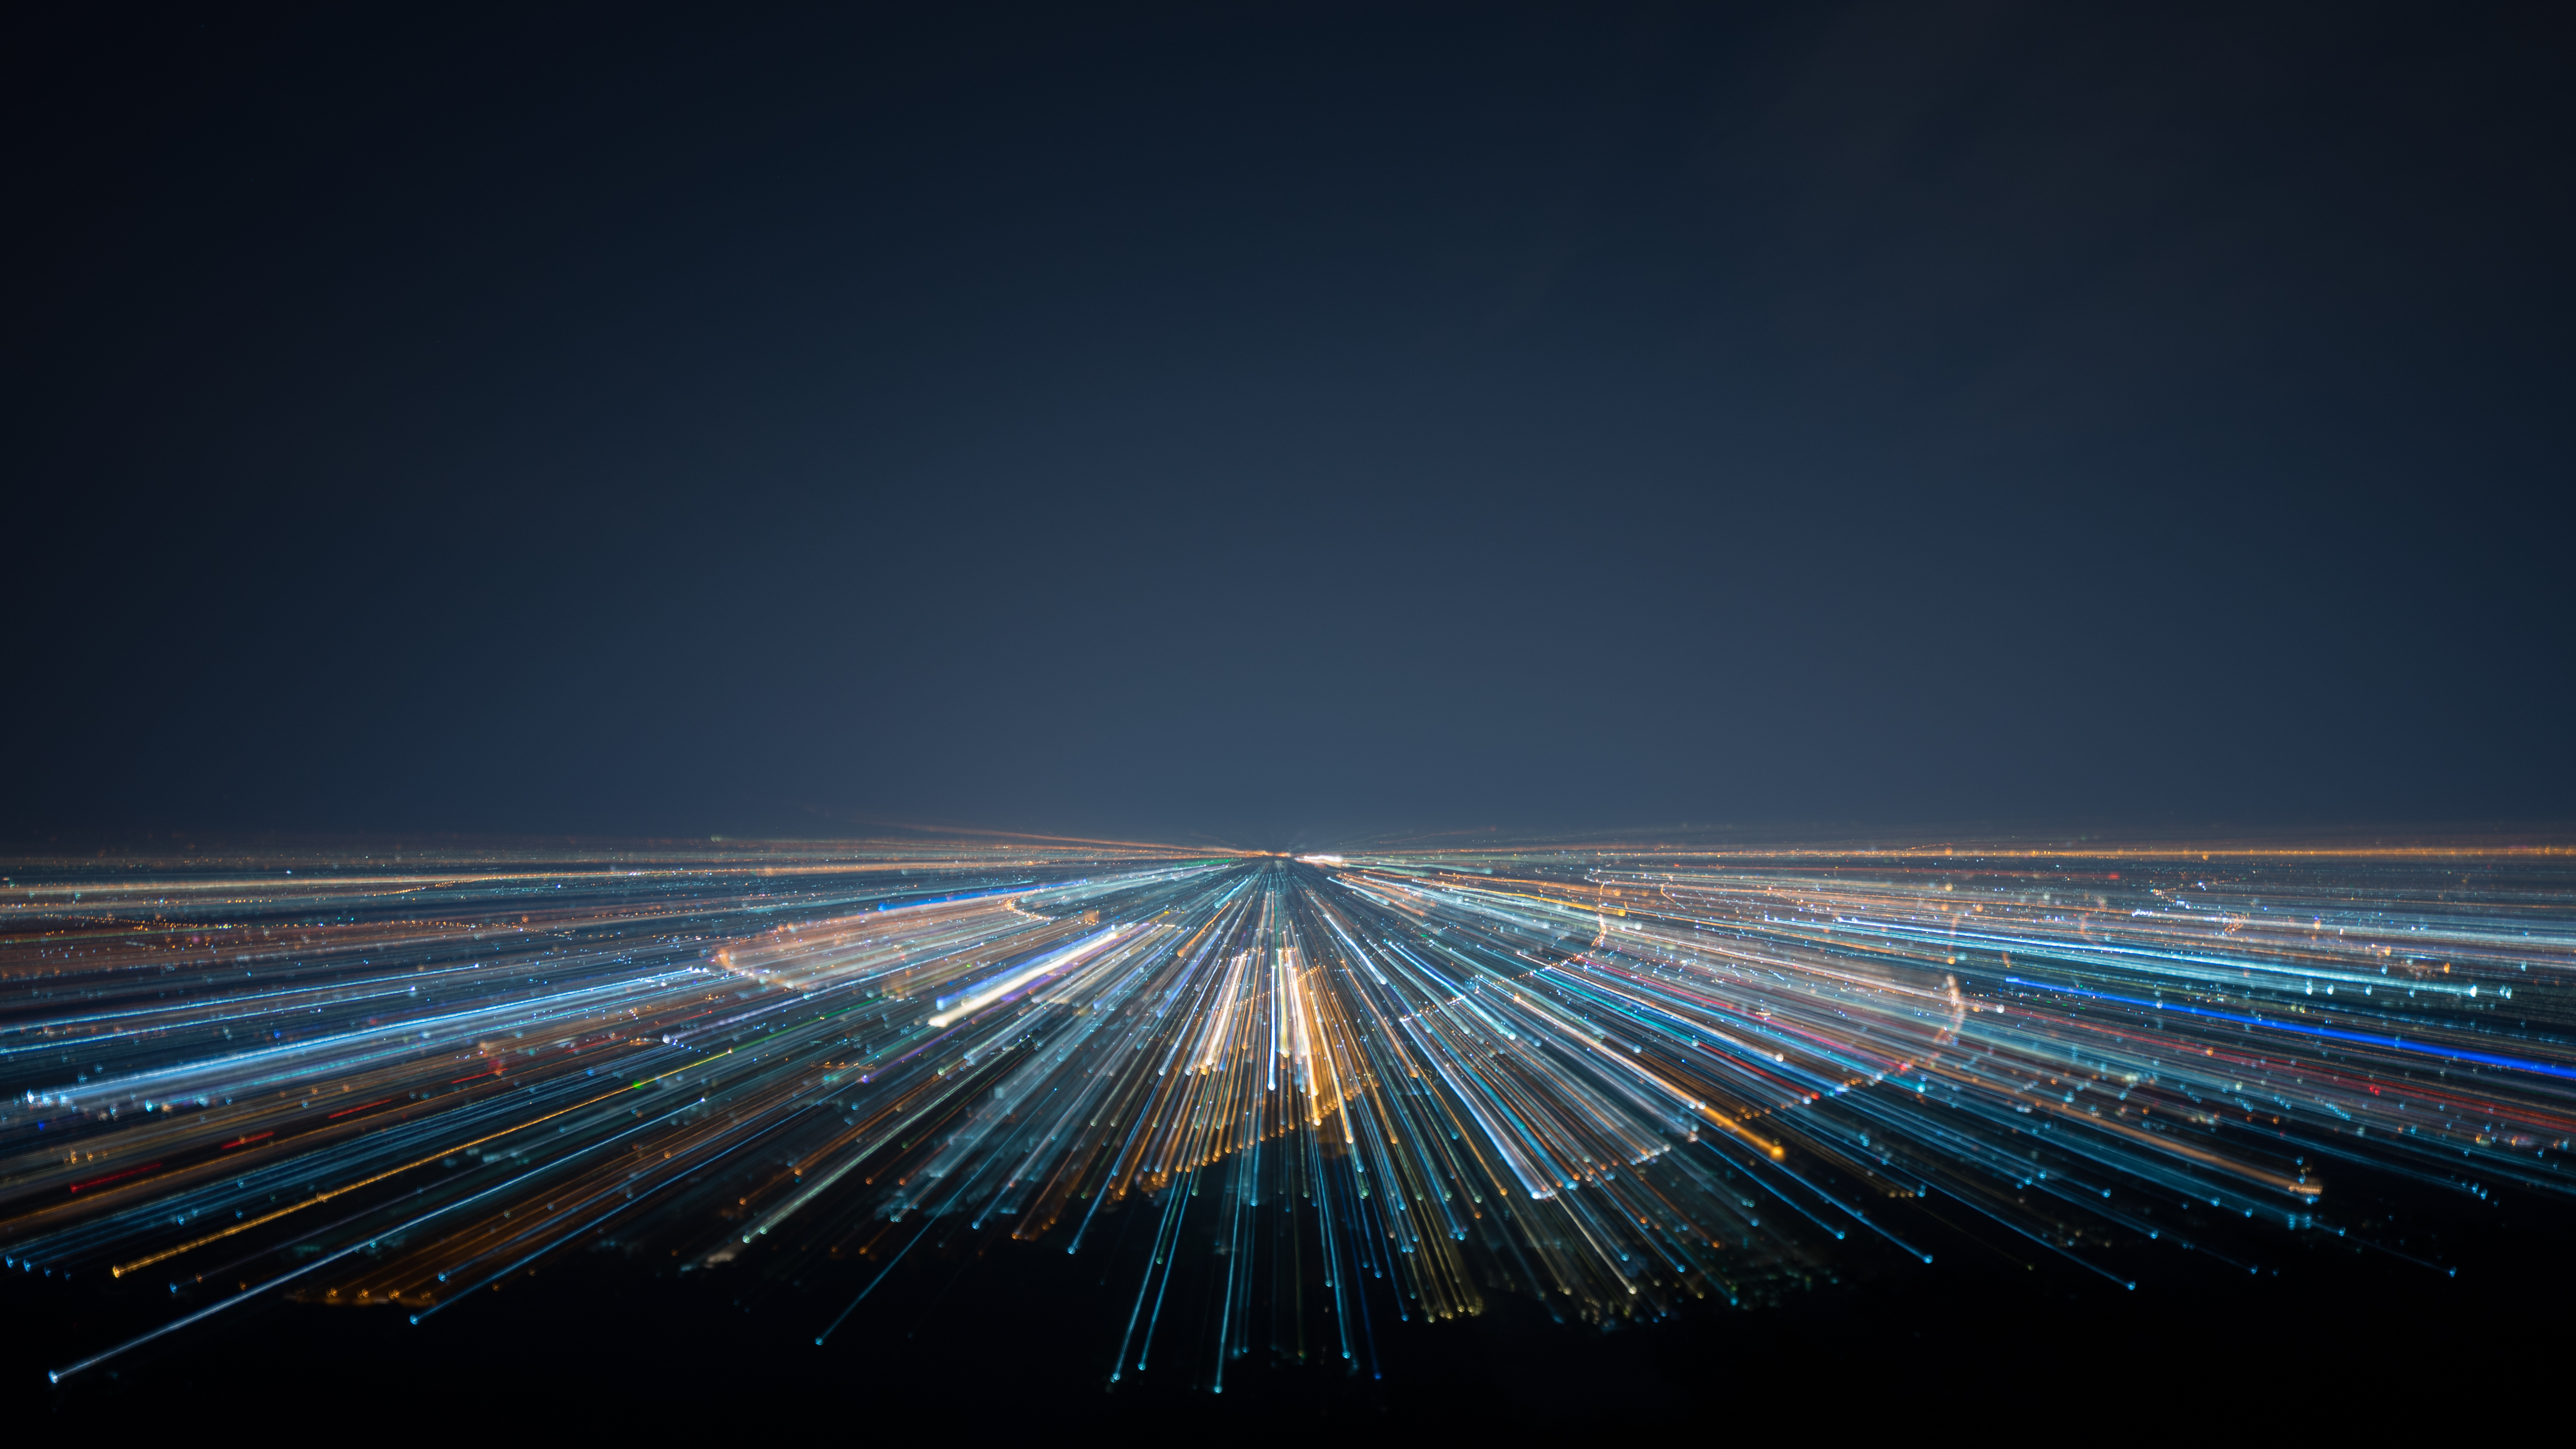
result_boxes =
[9,3,2570,847]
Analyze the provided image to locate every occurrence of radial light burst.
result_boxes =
[7,836,2573,1386]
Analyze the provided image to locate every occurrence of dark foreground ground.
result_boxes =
[5,1151,2562,1433]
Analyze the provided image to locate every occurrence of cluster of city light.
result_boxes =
[5,837,2571,1385]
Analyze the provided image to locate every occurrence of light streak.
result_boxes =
[4,836,2573,1385]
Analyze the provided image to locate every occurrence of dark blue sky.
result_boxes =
[10,3,2570,845]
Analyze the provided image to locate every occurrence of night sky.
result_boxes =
[10,3,2570,846]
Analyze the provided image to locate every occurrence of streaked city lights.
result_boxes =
[7,836,2571,1386]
